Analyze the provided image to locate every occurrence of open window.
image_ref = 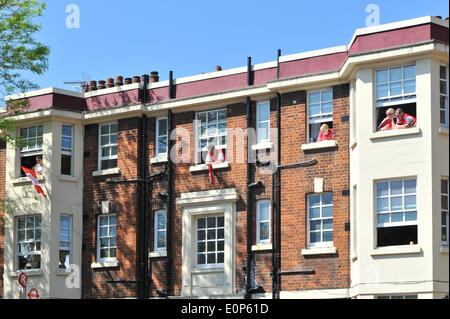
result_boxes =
[307,89,333,143]
[19,125,43,177]
[195,108,227,164]
[376,178,417,247]
[375,65,416,131]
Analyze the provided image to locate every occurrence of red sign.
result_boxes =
[17,272,27,287]
[27,288,40,299]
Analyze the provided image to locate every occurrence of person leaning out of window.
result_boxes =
[378,108,396,131]
[205,143,224,164]
[395,108,417,129]
[33,156,43,175]
[317,123,333,142]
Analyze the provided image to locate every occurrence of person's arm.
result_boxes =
[215,149,224,163]
[316,131,323,142]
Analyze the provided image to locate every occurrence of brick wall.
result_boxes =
[0,140,6,298]
[82,118,140,298]
[82,85,350,298]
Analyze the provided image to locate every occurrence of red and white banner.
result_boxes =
[208,164,214,185]
[21,166,47,198]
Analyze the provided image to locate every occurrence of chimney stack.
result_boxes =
[115,76,123,86]
[150,71,159,83]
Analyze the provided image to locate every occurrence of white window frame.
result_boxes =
[375,178,417,228]
[155,117,168,157]
[61,124,73,176]
[194,214,225,269]
[442,178,449,246]
[307,193,333,248]
[439,64,449,128]
[16,215,42,270]
[59,215,72,269]
[98,122,118,170]
[256,200,271,244]
[19,125,44,157]
[195,108,227,164]
[307,88,333,143]
[97,214,117,262]
[375,64,416,107]
[154,210,167,251]
[256,101,270,143]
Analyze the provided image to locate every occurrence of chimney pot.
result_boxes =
[132,76,140,84]
[435,15,442,19]
[124,78,132,85]
[445,17,449,21]
[141,74,150,86]
[106,78,115,88]
[150,71,159,83]
[81,84,88,92]
[89,81,97,91]
[115,76,123,86]
[98,80,106,89]
[216,65,222,71]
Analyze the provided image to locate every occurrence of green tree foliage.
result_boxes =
[0,0,50,144]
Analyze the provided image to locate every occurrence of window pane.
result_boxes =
[376,70,388,84]
[440,81,447,95]
[377,182,389,197]
[376,84,388,99]
[26,217,34,228]
[322,206,333,218]
[62,125,72,137]
[391,213,404,222]
[259,202,270,221]
[207,217,216,228]
[217,253,224,263]
[157,213,166,230]
[442,195,448,210]
[218,110,227,121]
[323,219,333,230]
[378,214,389,224]
[442,180,448,194]
[260,222,270,240]
[323,231,333,242]
[197,218,206,229]
[404,80,416,94]
[158,137,167,153]
[310,220,321,231]
[321,90,332,102]
[322,193,333,205]
[99,227,108,237]
[208,111,217,122]
[101,135,109,145]
[62,137,72,149]
[197,230,205,241]
[403,65,415,80]
[18,218,26,230]
[158,118,167,136]
[404,179,416,194]
[309,104,320,116]
[207,241,215,252]
[101,125,109,135]
[60,229,70,242]
[377,198,389,212]
[405,211,417,221]
[404,195,416,210]
[217,216,224,227]
[157,231,166,248]
[217,228,224,239]
[197,254,205,265]
[110,134,118,144]
[258,122,269,141]
[258,102,270,122]
[390,180,403,195]
[309,194,320,207]
[309,207,320,219]
[309,92,320,104]
[390,196,403,211]
[440,66,447,79]
[321,102,332,114]
[198,242,205,253]
[390,82,402,96]
[390,67,402,82]
[310,232,320,243]
[110,123,118,133]
[109,226,116,237]
[207,253,215,264]
[217,240,224,251]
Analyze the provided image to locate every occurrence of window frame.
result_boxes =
[61,124,73,176]
[256,101,271,144]
[375,178,417,229]
[155,117,168,157]
[374,64,417,107]
[307,193,334,248]
[439,64,449,128]
[307,88,333,143]
[442,178,449,246]
[154,210,167,252]
[19,125,44,157]
[256,199,271,244]
[194,108,227,164]
[96,213,117,263]
[16,215,42,271]
[98,122,118,171]
[194,214,225,269]
[59,215,72,270]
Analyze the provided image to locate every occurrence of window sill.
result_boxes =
[10,269,43,277]
[370,245,422,256]
[149,250,167,258]
[58,175,79,183]
[251,243,272,251]
[369,127,420,140]
[301,140,337,152]
[191,267,224,274]
[91,260,119,269]
[12,175,45,186]
[301,246,337,256]
[440,246,449,254]
[438,126,449,136]
[189,161,230,173]
[150,155,168,164]
[251,142,274,151]
[92,167,120,177]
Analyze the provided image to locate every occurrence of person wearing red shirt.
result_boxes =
[395,108,417,129]
[317,123,333,141]
[378,108,395,131]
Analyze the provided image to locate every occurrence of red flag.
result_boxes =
[208,164,214,185]
[21,166,47,198]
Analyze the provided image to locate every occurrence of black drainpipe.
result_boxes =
[138,74,149,299]
[275,91,281,299]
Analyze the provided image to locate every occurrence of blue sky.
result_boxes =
[18,0,450,92]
